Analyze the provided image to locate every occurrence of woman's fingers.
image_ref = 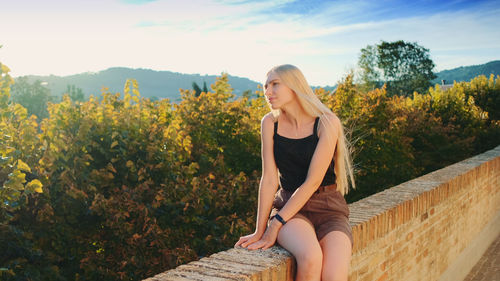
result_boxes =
[247,238,275,250]
[234,237,246,247]
[247,240,264,250]
[235,234,259,248]
[241,237,257,248]
[261,241,273,250]
[236,232,276,250]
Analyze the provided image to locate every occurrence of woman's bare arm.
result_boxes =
[235,113,279,247]
[254,113,280,235]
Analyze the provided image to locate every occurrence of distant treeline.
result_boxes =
[433,60,500,84]
[1,56,499,281]
[13,59,500,121]
[17,67,262,101]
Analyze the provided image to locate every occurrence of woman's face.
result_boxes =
[264,72,296,110]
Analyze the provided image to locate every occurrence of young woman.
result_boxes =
[235,64,355,281]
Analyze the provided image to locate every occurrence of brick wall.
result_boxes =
[143,145,500,281]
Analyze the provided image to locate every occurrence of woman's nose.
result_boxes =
[264,88,271,97]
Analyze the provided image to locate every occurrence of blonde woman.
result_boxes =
[235,64,355,281]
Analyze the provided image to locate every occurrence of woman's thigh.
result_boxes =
[277,217,323,279]
[319,231,352,281]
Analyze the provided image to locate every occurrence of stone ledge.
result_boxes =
[143,247,294,281]
[144,145,500,281]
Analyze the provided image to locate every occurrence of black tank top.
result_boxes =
[273,116,336,192]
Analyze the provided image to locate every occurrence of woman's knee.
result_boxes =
[296,245,323,271]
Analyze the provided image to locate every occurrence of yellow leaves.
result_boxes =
[137,167,147,182]
[1,62,11,74]
[124,93,132,108]
[188,162,199,174]
[17,159,31,172]
[13,103,28,118]
[27,179,43,193]
[126,160,134,168]
[182,136,192,151]
[107,163,117,173]
[111,140,119,149]
[190,176,200,191]
[170,119,181,131]
[13,169,27,182]
[96,109,104,123]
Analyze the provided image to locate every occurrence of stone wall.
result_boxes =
[143,145,500,281]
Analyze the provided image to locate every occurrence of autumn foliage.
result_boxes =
[1,61,499,280]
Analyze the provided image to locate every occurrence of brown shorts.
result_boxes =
[270,185,353,246]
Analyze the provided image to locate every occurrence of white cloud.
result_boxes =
[1,0,499,86]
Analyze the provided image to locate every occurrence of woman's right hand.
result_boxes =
[234,231,263,248]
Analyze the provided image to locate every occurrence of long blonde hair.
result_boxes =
[266,64,355,195]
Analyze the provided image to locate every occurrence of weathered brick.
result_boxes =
[143,146,500,281]
[376,271,388,281]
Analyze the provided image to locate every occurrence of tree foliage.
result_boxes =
[1,62,47,279]
[358,40,436,96]
[1,57,499,280]
[191,81,209,97]
[319,73,499,202]
[10,77,56,120]
[64,84,85,102]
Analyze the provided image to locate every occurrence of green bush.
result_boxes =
[1,60,499,280]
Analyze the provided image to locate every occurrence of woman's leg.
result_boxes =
[277,217,323,281]
[319,231,352,281]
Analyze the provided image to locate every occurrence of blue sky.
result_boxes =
[1,0,499,86]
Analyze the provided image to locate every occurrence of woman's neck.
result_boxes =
[280,103,314,132]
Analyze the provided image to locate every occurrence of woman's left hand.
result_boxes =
[246,220,282,250]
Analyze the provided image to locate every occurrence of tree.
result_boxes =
[64,84,85,102]
[202,81,208,93]
[191,81,209,97]
[464,74,500,121]
[1,62,50,280]
[192,81,202,97]
[10,77,55,120]
[358,45,382,92]
[358,40,436,96]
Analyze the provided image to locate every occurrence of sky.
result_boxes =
[1,0,499,86]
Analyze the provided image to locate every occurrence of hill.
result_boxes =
[433,60,500,84]
[18,67,262,101]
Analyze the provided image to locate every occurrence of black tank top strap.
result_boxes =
[274,119,278,136]
[313,116,320,138]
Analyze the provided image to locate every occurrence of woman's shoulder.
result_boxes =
[320,112,340,125]
[318,112,341,137]
[320,112,339,122]
[261,113,278,140]
[261,112,277,127]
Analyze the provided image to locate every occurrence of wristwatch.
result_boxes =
[272,213,287,225]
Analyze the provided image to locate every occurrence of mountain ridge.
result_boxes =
[16,60,500,100]
[433,60,500,84]
[20,67,262,101]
